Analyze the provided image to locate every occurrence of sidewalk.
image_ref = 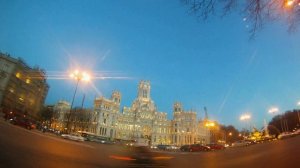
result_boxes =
[0,116,61,139]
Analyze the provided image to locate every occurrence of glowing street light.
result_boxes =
[286,0,295,7]
[265,107,279,136]
[69,70,91,82]
[268,107,279,114]
[205,121,215,127]
[240,114,251,121]
[240,114,251,136]
[66,70,91,133]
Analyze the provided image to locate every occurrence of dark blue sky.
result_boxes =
[1,0,300,129]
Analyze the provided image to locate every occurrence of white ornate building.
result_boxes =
[90,81,210,146]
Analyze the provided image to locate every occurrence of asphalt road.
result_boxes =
[1,119,299,168]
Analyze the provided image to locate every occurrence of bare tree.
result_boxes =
[181,0,300,38]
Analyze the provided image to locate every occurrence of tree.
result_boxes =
[268,110,300,135]
[39,105,55,129]
[40,105,54,122]
[220,125,242,144]
[69,107,93,132]
[181,0,300,38]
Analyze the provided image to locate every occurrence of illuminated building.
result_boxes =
[52,100,71,131]
[90,81,210,145]
[90,91,121,138]
[0,53,49,119]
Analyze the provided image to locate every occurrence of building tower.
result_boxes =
[173,102,182,120]
[111,90,121,105]
[173,102,182,113]
[138,80,151,100]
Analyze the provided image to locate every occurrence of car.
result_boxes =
[157,145,170,150]
[180,145,191,152]
[168,145,180,150]
[84,135,107,143]
[61,134,85,141]
[150,145,158,149]
[244,140,257,145]
[206,143,225,150]
[294,129,300,135]
[189,144,211,152]
[232,140,249,147]
[10,117,34,130]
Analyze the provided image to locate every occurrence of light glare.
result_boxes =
[286,0,295,7]
[240,114,251,121]
[268,107,279,114]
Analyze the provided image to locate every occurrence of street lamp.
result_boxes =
[240,114,251,137]
[266,107,279,136]
[296,102,300,126]
[268,107,279,114]
[205,122,215,127]
[286,0,295,7]
[65,70,90,133]
[205,121,216,143]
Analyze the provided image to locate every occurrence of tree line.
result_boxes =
[268,109,300,135]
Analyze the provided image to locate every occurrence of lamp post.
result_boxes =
[65,70,90,133]
[240,114,251,137]
[205,121,215,143]
[268,107,281,133]
[296,102,300,126]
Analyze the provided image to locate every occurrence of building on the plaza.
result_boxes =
[197,120,211,144]
[89,91,121,139]
[115,81,172,145]
[51,100,93,133]
[172,102,198,146]
[68,107,93,133]
[51,100,71,131]
[0,53,49,119]
[206,120,222,144]
[90,80,211,146]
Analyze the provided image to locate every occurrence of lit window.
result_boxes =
[26,79,31,84]
[16,72,21,78]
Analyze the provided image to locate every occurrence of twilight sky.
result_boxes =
[1,0,300,129]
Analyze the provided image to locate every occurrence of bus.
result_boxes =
[78,131,110,143]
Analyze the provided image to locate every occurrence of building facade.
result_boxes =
[0,53,49,119]
[90,81,210,146]
[52,100,71,130]
[51,100,94,133]
[90,91,121,139]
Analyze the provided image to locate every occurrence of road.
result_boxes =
[1,119,299,168]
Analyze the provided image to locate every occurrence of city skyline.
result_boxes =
[1,0,300,130]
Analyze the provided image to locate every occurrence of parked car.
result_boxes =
[88,136,113,144]
[189,144,211,152]
[157,145,170,150]
[61,134,85,141]
[206,143,225,150]
[180,145,191,152]
[244,140,257,145]
[168,145,180,150]
[294,129,300,135]
[232,140,249,147]
[10,117,34,130]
